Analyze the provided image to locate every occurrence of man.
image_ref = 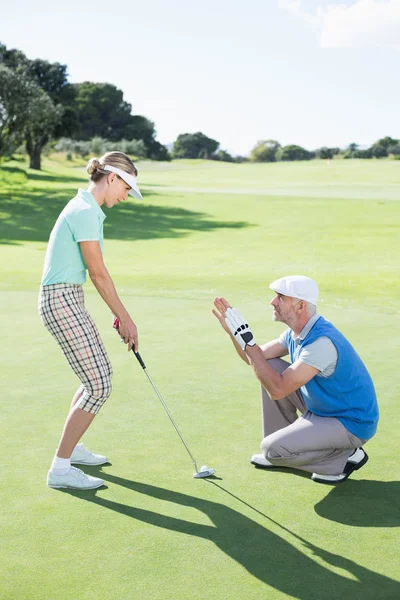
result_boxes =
[213,275,379,484]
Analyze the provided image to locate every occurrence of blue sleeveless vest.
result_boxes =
[287,316,378,440]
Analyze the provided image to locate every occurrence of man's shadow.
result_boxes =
[314,479,400,527]
[63,471,400,599]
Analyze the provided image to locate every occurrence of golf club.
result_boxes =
[113,318,215,479]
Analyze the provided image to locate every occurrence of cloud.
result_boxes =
[277,0,319,27]
[278,0,400,49]
[320,0,400,48]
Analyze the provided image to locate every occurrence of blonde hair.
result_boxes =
[86,151,138,182]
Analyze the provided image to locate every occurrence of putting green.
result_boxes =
[0,157,399,599]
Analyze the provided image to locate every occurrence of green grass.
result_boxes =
[1,157,399,600]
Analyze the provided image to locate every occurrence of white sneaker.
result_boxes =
[347,448,366,465]
[47,466,104,490]
[251,454,276,468]
[310,472,347,484]
[311,448,369,484]
[70,443,108,466]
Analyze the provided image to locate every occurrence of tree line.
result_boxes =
[1,42,399,169]
[0,42,168,169]
[169,134,400,163]
[247,138,400,163]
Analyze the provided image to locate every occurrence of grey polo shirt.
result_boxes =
[278,314,338,378]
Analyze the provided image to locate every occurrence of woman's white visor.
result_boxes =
[104,165,143,200]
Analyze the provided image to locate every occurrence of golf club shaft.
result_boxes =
[132,348,199,473]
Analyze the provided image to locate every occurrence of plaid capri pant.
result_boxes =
[38,283,113,414]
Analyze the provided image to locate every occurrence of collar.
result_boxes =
[293,313,320,343]
[78,188,106,221]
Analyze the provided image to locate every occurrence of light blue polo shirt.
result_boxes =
[41,189,106,285]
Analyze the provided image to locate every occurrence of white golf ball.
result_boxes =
[200,466,209,472]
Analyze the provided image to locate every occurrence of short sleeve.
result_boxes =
[279,329,290,350]
[66,207,101,242]
[298,337,338,375]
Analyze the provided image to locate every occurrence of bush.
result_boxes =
[279,145,313,161]
[211,149,234,163]
[370,144,388,158]
[54,137,75,153]
[118,139,147,157]
[42,140,57,157]
[173,132,219,159]
[250,140,280,163]
[54,137,149,159]
[316,147,336,159]
[353,149,373,159]
[388,143,400,156]
[55,138,90,157]
[90,136,108,155]
[73,141,91,157]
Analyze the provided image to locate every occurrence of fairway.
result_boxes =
[1,158,399,600]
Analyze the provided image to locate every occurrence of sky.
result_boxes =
[1,0,399,155]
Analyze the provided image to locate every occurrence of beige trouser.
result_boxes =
[260,358,366,475]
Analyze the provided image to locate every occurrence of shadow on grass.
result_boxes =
[252,464,310,479]
[62,472,400,599]
[27,170,86,184]
[315,479,400,527]
[0,164,27,176]
[0,164,27,185]
[0,174,252,245]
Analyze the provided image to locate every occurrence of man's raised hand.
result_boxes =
[212,297,233,334]
[225,307,256,351]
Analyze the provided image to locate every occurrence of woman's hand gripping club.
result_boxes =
[113,317,139,352]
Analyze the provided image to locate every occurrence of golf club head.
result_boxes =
[193,466,216,479]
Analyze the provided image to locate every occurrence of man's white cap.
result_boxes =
[269,275,319,305]
[104,165,143,200]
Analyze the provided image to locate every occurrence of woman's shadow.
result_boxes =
[63,471,400,599]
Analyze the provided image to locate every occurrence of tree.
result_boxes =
[279,145,313,161]
[173,132,219,159]
[125,115,155,144]
[0,47,32,156]
[250,140,280,162]
[0,64,29,156]
[343,142,358,158]
[373,136,397,150]
[347,143,358,153]
[211,149,234,162]
[70,84,169,159]
[146,139,170,161]
[0,64,61,165]
[72,82,136,140]
[0,44,67,167]
[27,58,78,138]
[316,147,334,159]
[353,149,373,159]
[127,116,170,160]
[25,87,63,169]
[369,137,399,159]
[370,143,388,158]
[388,143,400,157]
[0,43,29,70]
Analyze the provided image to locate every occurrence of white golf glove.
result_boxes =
[225,307,256,351]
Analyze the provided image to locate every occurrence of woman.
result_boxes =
[39,151,141,490]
